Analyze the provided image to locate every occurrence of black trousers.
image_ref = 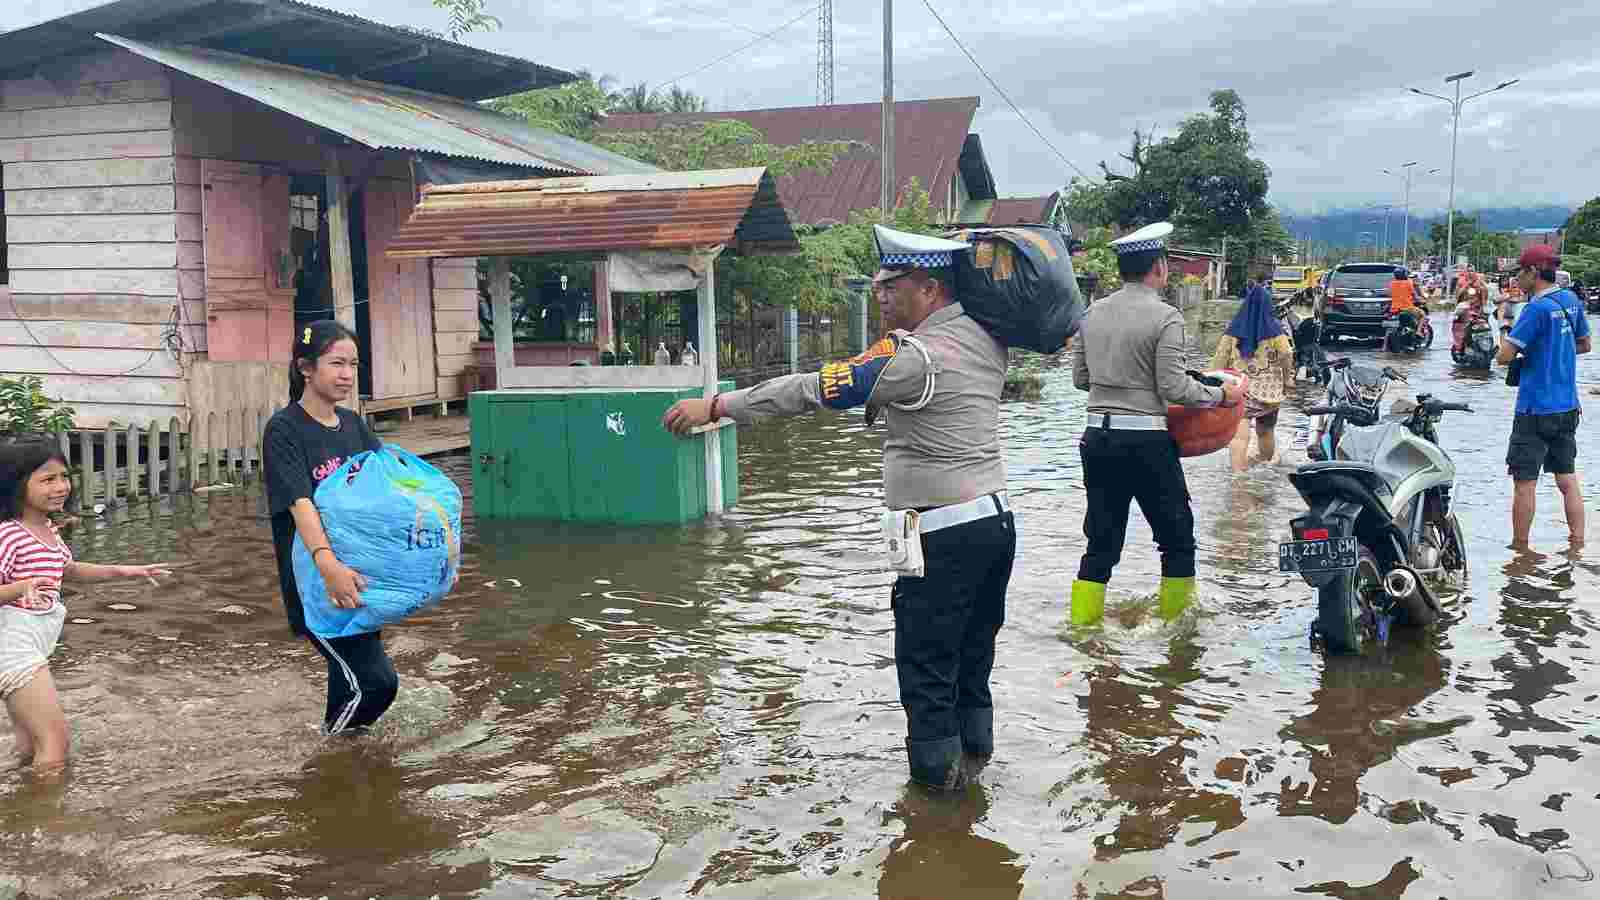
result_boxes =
[891,506,1016,749]
[309,631,399,734]
[1077,427,1196,583]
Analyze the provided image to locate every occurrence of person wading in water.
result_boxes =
[663,226,1014,791]
[1069,222,1243,625]
[264,321,394,735]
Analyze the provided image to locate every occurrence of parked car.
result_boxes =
[1319,263,1398,344]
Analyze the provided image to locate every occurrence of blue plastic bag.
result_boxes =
[292,445,463,638]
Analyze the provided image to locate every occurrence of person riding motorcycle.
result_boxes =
[1388,267,1427,347]
[1452,271,1490,352]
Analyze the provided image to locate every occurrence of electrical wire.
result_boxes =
[6,290,173,378]
[654,3,822,92]
[919,0,1096,182]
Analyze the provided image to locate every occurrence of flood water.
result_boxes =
[3,310,1598,899]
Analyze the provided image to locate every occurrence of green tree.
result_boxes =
[431,0,501,39]
[1563,197,1600,250]
[610,82,663,114]
[1093,90,1271,247]
[1563,244,1600,284]
[1427,215,1479,258]
[0,375,74,436]
[592,120,853,178]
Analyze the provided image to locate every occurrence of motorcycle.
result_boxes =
[1450,305,1497,370]
[1276,299,1327,383]
[1587,287,1600,315]
[1281,394,1472,654]
[1383,308,1434,353]
[1305,358,1406,461]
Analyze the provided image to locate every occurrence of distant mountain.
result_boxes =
[1278,206,1574,247]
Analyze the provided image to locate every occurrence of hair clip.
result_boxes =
[302,327,312,345]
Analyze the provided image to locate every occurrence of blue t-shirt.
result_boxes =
[1507,287,1590,415]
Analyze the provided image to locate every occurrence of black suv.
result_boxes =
[1319,263,1398,344]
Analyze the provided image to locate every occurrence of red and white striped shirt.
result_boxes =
[0,519,73,613]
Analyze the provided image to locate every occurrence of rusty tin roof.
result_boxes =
[101,34,654,176]
[598,98,993,225]
[384,168,800,259]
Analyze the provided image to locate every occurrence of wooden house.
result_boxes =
[0,0,650,428]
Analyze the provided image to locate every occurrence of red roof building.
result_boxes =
[599,98,998,226]
[981,193,1063,226]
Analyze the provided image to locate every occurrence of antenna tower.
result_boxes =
[817,0,835,105]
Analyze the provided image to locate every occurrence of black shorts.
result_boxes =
[1507,411,1581,481]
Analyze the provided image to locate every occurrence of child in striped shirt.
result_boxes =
[1,438,172,772]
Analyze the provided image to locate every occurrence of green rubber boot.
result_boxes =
[1157,577,1196,620]
[1070,580,1107,626]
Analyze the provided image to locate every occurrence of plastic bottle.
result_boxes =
[681,342,698,367]
[620,342,635,366]
[654,341,671,366]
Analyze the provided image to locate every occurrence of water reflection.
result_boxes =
[0,317,1596,896]
[879,785,1023,899]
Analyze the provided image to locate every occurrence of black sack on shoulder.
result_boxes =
[945,225,1085,354]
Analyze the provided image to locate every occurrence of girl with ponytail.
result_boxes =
[263,320,398,734]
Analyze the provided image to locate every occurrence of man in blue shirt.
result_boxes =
[1496,244,1592,548]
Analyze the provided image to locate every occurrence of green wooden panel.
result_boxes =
[468,392,499,518]
[470,383,740,524]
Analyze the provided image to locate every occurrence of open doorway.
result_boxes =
[286,175,373,399]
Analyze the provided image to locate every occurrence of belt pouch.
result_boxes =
[881,509,926,577]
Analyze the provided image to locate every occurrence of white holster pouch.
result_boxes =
[881,509,926,577]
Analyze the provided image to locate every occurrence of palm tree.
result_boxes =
[664,86,707,113]
[610,82,663,114]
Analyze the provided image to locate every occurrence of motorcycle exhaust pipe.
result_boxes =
[1384,568,1418,600]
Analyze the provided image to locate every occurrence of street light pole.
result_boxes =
[1410,73,1518,286]
[880,0,894,220]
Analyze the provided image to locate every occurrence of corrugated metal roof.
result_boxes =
[598,98,989,225]
[986,195,1057,225]
[99,34,654,176]
[384,168,801,259]
[3,0,571,100]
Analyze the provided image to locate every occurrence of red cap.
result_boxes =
[1519,244,1560,270]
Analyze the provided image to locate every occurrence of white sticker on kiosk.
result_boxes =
[881,509,926,577]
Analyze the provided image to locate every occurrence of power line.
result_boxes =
[654,4,822,93]
[919,1,1095,182]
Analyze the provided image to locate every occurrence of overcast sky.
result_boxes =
[8,0,1597,214]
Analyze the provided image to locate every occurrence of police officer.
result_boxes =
[663,226,1014,791]
[1069,222,1244,625]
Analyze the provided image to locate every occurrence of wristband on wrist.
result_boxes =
[311,546,333,562]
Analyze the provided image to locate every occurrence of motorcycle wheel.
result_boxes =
[1440,513,1468,582]
[1318,546,1381,654]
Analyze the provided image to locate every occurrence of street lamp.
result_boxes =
[1382,162,1440,271]
[1410,72,1519,287]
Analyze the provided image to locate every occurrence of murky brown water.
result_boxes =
[3,311,1598,898]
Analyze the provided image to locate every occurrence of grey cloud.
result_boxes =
[6,0,1595,212]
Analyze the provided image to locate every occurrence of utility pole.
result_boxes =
[1411,72,1518,288]
[816,0,834,106]
[880,0,894,220]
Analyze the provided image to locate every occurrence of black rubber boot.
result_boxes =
[958,707,993,759]
[905,736,966,791]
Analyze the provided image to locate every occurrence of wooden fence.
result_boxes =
[53,404,283,512]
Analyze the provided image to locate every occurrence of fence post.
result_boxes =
[102,423,117,505]
[125,422,139,499]
[207,411,220,486]
[186,414,198,492]
[77,429,94,510]
[168,416,181,496]
[146,422,160,499]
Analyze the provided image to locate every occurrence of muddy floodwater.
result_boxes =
[2,312,1597,898]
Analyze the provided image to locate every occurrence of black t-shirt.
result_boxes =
[263,403,381,635]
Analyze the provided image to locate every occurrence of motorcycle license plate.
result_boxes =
[1278,536,1358,573]
[1383,319,1399,331]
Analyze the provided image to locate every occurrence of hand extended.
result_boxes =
[661,398,715,437]
[316,555,367,609]
[119,563,175,586]
[1221,377,1246,409]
